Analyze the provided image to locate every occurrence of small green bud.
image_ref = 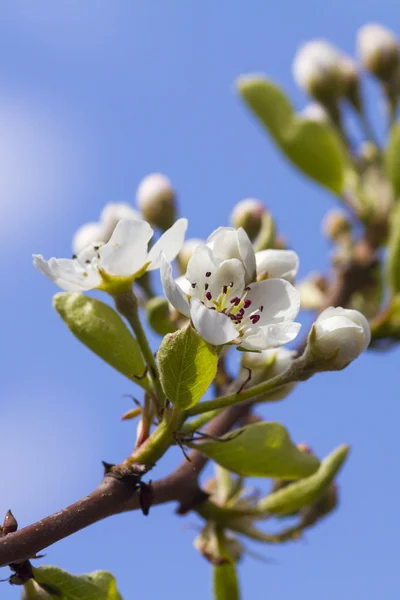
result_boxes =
[136,172,176,230]
[322,209,351,242]
[230,198,265,241]
[146,296,176,336]
[357,24,400,81]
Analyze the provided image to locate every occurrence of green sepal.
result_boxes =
[31,566,123,599]
[158,324,218,410]
[53,292,147,386]
[237,75,348,195]
[188,422,320,479]
[258,444,349,515]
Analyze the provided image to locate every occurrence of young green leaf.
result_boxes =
[237,75,348,195]
[158,324,218,410]
[213,563,240,600]
[187,422,320,478]
[258,444,349,515]
[54,292,147,385]
[385,121,400,198]
[386,203,400,295]
[31,566,123,600]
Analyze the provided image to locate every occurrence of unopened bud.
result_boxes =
[242,348,296,400]
[146,296,176,336]
[357,24,400,81]
[310,306,371,369]
[300,102,331,124]
[297,275,326,311]
[3,509,18,535]
[293,40,345,101]
[178,238,204,273]
[100,202,141,240]
[72,221,106,255]
[322,209,351,242]
[230,198,265,241]
[136,173,176,230]
[340,55,362,110]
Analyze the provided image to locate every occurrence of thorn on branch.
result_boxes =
[138,481,154,516]
[2,510,18,537]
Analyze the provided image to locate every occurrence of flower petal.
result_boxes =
[207,259,246,301]
[147,218,188,270]
[100,203,142,240]
[33,255,100,292]
[98,219,153,277]
[246,278,300,325]
[207,226,256,284]
[240,322,301,351]
[72,222,106,255]
[190,297,238,346]
[256,249,299,281]
[160,255,191,318]
[186,245,219,294]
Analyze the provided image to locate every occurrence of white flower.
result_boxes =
[255,249,299,282]
[312,307,370,368]
[34,218,188,293]
[161,244,300,350]
[293,40,344,99]
[72,202,141,255]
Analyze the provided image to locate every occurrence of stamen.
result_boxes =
[259,305,264,312]
[230,297,241,305]
[206,292,212,301]
[204,283,209,291]
[250,314,260,324]
[222,285,228,294]
[72,254,77,259]
[229,281,234,288]
[191,282,197,289]
[205,272,211,277]
[244,299,252,309]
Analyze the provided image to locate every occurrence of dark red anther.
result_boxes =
[244,299,252,309]
[250,314,261,324]
[206,292,212,301]
[205,271,211,277]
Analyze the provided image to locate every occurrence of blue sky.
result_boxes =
[0,2,399,599]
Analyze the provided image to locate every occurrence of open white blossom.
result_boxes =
[34,218,188,293]
[161,237,300,350]
[312,307,370,368]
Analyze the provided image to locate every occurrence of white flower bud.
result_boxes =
[72,221,106,255]
[322,209,351,242]
[230,198,265,240]
[296,275,326,311]
[242,348,297,400]
[136,172,176,230]
[339,55,362,109]
[100,202,141,241]
[293,40,345,101]
[312,307,371,368]
[357,24,400,80]
[178,238,204,273]
[300,102,331,124]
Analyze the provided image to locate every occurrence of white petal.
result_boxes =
[207,259,246,301]
[98,219,153,277]
[186,245,219,295]
[160,256,191,318]
[256,249,299,281]
[33,254,100,292]
[100,203,141,240]
[72,222,106,255]
[190,297,238,346]
[207,226,256,283]
[245,278,300,325]
[240,322,301,351]
[147,218,188,270]
[175,275,192,295]
[317,307,371,350]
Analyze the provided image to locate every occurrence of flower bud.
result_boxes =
[100,202,141,241]
[300,102,331,124]
[322,209,351,242]
[242,348,296,400]
[136,172,176,230]
[230,198,265,241]
[146,296,176,336]
[357,24,400,81]
[310,307,371,368]
[178,238,204,273]
[293,40,345,101]
[296,274,326,311]
[72,221,106,255]
[339,55,362,110]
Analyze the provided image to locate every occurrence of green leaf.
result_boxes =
[213,563,240,600]
[386,203,400,295]
[158,324,218,410]
[237,75,348,195]
[53,292,146,384]
[188,422,320,479]
[385,121,400,198]
[258,444,349,515]
[31,566,123,600]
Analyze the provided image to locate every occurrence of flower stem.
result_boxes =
[114,289,165,408]
[186,360,304,417]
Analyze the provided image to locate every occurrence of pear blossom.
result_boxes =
[34,217,188,293]
[161,244,300,350]
[312,307,371,368]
